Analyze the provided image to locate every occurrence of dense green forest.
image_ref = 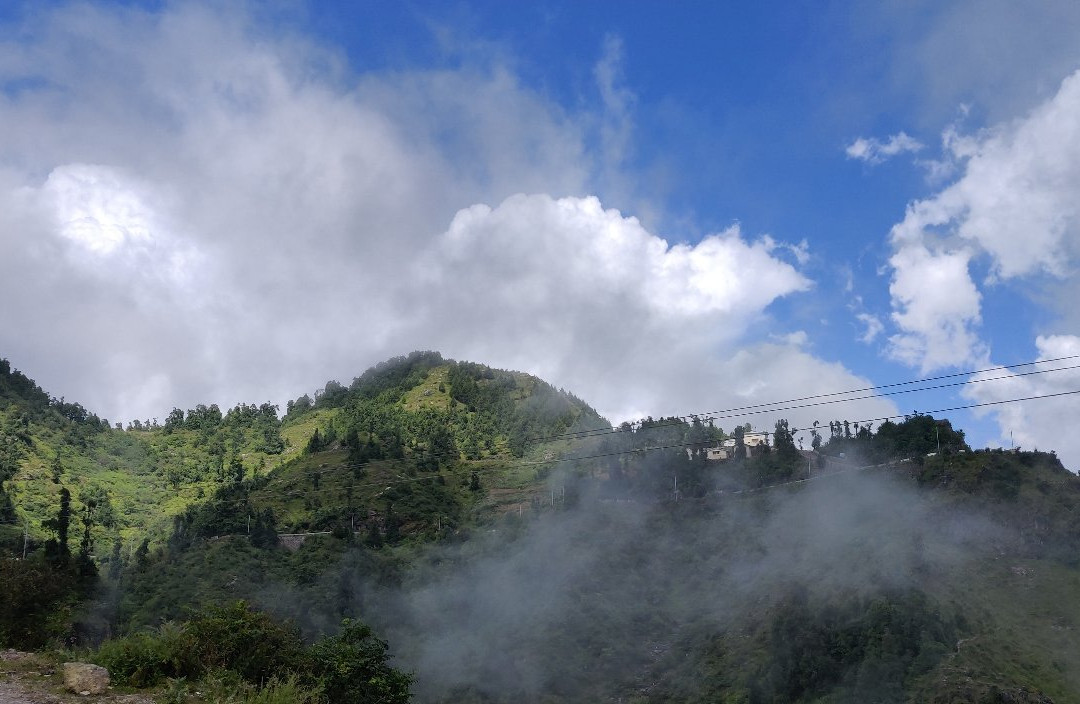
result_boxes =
[2,352,1080,702]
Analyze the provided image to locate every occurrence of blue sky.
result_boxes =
[2,1,1080,466]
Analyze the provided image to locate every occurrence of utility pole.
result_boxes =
[23,517,29,559]
[674,472,678,502]
[936,425,941,454]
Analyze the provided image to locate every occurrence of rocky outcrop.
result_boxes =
[62,662,110,695]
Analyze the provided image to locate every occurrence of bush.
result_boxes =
[308,619,413,704]
[199,671,322,704]
[95,603,411,700]
[95,623,191,687]
[96,602,305,687]
[182,601,306,684]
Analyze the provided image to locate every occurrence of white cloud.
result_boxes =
[774,331,809,347]
[0,3,590,420]
[845,132,923,164]
[403,193,835,423]
[946,73,1080,279]
[880,68,1080,468]
[887,243,986,371]
[855,313,884,344]
[46,164,155,255]
[0,3,898,434]
[963,335,1080,470]
[481,196,808,319]
[885,68,1080,372]
[36,163,205,301]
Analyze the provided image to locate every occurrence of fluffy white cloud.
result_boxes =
[887,243,985,370]
[886,69,1080,371]
[845,132,923,164]
[0,3,589,420]
[400,193,862,424]
[963,335,1080,470]
[429,194,810,319]
[36,164,206,303]
[0,3,898,434]
[932,72,1080,280]
[880,68,1080,468]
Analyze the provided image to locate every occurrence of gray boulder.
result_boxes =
[63,662,110,695]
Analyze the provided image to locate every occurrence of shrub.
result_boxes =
[96,602,305,687]
[95,603,410,700]
[200,671,322,704]
[182,601,306,684]
[95,622,192,687]
[308,619,413,704]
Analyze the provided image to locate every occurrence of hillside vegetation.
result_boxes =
[2,353,1080,703]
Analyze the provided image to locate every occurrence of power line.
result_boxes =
[7,361,1079,517]
[244,360,1080,480]
[153,386,1080,511]
[249,375,1080,494]
[524,355,1080,445]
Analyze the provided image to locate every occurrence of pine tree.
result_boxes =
[306,428,323,454]
[43,487,72,562]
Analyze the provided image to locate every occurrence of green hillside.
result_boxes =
[3,354,1080,703]
[1,351,607,557]
[0,358,309,560]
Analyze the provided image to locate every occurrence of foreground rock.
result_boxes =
[61,663,109,695]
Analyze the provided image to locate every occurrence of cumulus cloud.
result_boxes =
[921,72,1080,281]
[885,68,1080,372]
[0,3,898,433]
[845,132,923,164]
[878,68,1080,467]
[398,193,889,425]
[37,164,206,301]
[963,335,1080,470]
[887,243,985,370]
[0,3,588,420]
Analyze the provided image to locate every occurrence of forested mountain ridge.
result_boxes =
[3,352,1080,703]
[1,351,608,555]
[0,357,306,560]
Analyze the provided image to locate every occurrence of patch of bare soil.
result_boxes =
[0,651,154,704]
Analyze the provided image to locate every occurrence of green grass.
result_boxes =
[912,555,1080,702]
[400,366,452,412]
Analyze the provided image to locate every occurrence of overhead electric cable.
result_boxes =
[522,357,1080,445]
[154,386,1080,510]
[9,358,1079,520]
[164,366,1080,493]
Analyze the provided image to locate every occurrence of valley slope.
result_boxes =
[2,353,1079,703]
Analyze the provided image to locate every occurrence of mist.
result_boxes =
[287,466,1007,702]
